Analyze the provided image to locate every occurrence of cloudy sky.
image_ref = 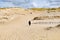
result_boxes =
[0,0,60,8]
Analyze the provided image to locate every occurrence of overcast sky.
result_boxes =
[0,0,60,8]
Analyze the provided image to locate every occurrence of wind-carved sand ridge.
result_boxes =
[33,16,60,20]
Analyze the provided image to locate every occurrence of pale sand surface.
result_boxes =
[0,8,60,40]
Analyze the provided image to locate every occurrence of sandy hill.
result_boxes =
[0,8,60,40]
[0,8,31,23]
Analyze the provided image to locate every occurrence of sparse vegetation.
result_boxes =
[30,8,60,12]
[30,8,47,11]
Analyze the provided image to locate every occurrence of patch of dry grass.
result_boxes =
[30,8,60,12]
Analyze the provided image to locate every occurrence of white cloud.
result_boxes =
[31,2,38,7]
[0,0,60,8]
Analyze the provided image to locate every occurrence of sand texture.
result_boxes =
[0,8,60,40]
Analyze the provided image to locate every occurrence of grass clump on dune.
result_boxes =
[30,8,47,11]
[30,7,60,12]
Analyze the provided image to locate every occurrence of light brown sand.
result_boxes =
[0,8,60,40]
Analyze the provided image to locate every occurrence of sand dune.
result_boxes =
[0,8,60,40]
